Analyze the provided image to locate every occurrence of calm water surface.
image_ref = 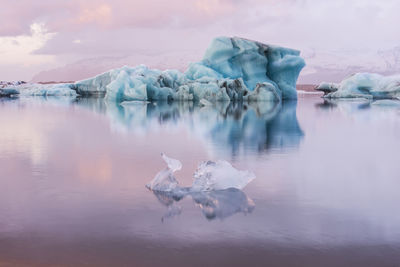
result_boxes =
[0,95,400,266]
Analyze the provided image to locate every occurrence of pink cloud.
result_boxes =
[2,0,400,82]
[0,0,248,36]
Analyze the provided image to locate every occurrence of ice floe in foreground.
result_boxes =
[2,37,305,102]
[316,73,400,100]
[146,153,255,220]
[146,153,255,192]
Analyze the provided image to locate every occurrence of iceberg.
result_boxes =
[0,88,19,97]
[146,153,255,220]
[316,73,400,99]
[73,37,305,102]
[1,81,23,97]
[2,37,305,102]
[1,82,76,97]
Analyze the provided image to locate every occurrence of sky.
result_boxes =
[1,0,400,82]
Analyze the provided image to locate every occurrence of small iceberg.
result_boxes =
[1,83,77,97]
[316,73,400,100]
[146,153,255,221]
[0,88,19,97]
[1,81,22,97]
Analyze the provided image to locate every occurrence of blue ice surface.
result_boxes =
[316,73,400,99]
[74,37,305,102]
[0,88,19,97]
[2,37,305,102]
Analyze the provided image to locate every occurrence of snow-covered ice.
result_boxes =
[316,73,400,100]
[2,37,305,102]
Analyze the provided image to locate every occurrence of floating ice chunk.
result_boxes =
[147,154,255,193]
[192,160,255,191]
[147,154,256,220]
[318,73,400,99]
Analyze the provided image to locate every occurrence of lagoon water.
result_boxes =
[1,95,400,266]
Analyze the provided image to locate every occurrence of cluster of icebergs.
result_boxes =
[4,36,400,103]
[1,37,306,102]
[146,153,255,220]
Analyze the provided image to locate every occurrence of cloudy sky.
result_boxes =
[1,0,400,81]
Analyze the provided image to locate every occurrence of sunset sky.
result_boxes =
[1,0,400,81]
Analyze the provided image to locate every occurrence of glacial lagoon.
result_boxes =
[1,95,400,266]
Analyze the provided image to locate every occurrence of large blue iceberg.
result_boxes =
[316,73,400,99]
[3,37,305,102]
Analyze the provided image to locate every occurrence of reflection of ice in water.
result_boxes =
[146,154,255,221]
[190,189,255,220]
[73,98,304,156]
[315,98,400,122]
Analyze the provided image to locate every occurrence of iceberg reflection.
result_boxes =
[151,188,255,221]
[73,98,304,157]
[315,98,400,112]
